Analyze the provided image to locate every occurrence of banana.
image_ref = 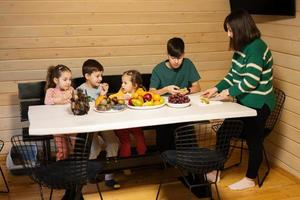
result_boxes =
[200,96,210,104]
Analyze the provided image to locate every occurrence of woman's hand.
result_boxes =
[202,87,218,98]
[215,89,231,101]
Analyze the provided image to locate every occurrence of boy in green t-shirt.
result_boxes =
[149,37,201,152]
[149,37,201,95]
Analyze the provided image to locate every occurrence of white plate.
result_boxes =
[198,100,223,106]
[127,102,166,110]
[167,101,191,108]
[93,107,125,113]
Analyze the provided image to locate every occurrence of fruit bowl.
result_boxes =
[127,89,165,109]
[167,101,191,108]
[94,95,126,113]
[168,93,190,104]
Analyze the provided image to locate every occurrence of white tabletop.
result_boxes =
[28,94,257,135]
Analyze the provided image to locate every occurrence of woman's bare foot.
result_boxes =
[228,177,255,190]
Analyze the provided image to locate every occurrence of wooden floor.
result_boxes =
[0,152,300,200]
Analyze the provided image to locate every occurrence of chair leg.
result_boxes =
[205,172,220,200]
[49,188,53,200]
[257,146,270,187]
[225,140,244,170]
[0,166,9,193]
[95,183,103,200]
[74,185,83,200]
[214,183,221,200]
[156,159,168,200]
[38,184,45,200]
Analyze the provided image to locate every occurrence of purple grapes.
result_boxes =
[168,94,190,104]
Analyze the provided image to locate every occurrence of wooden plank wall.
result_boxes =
[254,1,300,178]
[0,1,231,154]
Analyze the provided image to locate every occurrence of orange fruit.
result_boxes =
[153,100,161,105]
[95,95,105,106]
[152,93,161,101]
[132,92,139,99]
[136,88,145,96]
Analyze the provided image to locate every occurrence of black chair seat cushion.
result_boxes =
[33,160,104,189]
[162,148,226,173]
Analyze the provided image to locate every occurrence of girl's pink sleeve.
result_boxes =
[44,88,55,105]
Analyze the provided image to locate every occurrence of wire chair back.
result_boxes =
[11,134,92,190]
[264,88,286,136]
[174,120,244,174]
[0,140,3,152]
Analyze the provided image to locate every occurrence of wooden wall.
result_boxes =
[2,0,298,179]
[0,1,230,154]
[254,1,300,178]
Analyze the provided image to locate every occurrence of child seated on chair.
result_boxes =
[110,70,147,158]
[44,64,76,160]
[77,59,120,189]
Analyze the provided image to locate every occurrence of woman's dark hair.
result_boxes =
[45,64,71,90]
[123,70,143,89]
[224,9,261,51]
[167,37,185,58]
[82,59,104,77]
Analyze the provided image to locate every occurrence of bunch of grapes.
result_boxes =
[168,93,190,104]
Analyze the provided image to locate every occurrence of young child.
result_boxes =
[110,70,147,157]
[77,59,120,189]
[44,64,75,160]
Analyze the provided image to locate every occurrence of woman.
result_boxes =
[203,9,275,190]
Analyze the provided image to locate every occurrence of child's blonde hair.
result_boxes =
[45,64,71,90]
[123,70,143,89]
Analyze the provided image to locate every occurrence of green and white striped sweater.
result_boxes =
[216,38,275,111]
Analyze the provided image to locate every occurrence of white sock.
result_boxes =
[228,177,255,190]
[206,170,220,183]
[105,173,113,181]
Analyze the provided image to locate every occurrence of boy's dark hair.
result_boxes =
[123,70,143,89]
[82,59,104,77]
[224,9,261,51]
[167,37,185,58]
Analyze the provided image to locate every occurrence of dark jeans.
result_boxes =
[156,123,189,153]
[218,104,270,179]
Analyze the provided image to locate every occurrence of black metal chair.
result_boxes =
[11,133,104,200]
[156,120,244,200]
[226,88,286,187]
[0,140,9,193]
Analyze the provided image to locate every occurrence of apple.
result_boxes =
[128,98,134,106]
[143,93,152,102]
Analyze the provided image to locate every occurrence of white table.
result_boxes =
[28,94,257,136]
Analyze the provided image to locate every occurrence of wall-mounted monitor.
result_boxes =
[229,0,296,16]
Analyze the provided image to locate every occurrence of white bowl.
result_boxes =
[167,101,191,108]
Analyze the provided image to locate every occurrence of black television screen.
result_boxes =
[230,0,295,16]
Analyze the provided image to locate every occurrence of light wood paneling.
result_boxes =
[0,0,231,157]
[0,1,228,13]
[0,23,224,38]
[256,1,300,178]
[0,33,228,49]
[0,12,227,25]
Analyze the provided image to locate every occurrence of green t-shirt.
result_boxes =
[150,58,201,90]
